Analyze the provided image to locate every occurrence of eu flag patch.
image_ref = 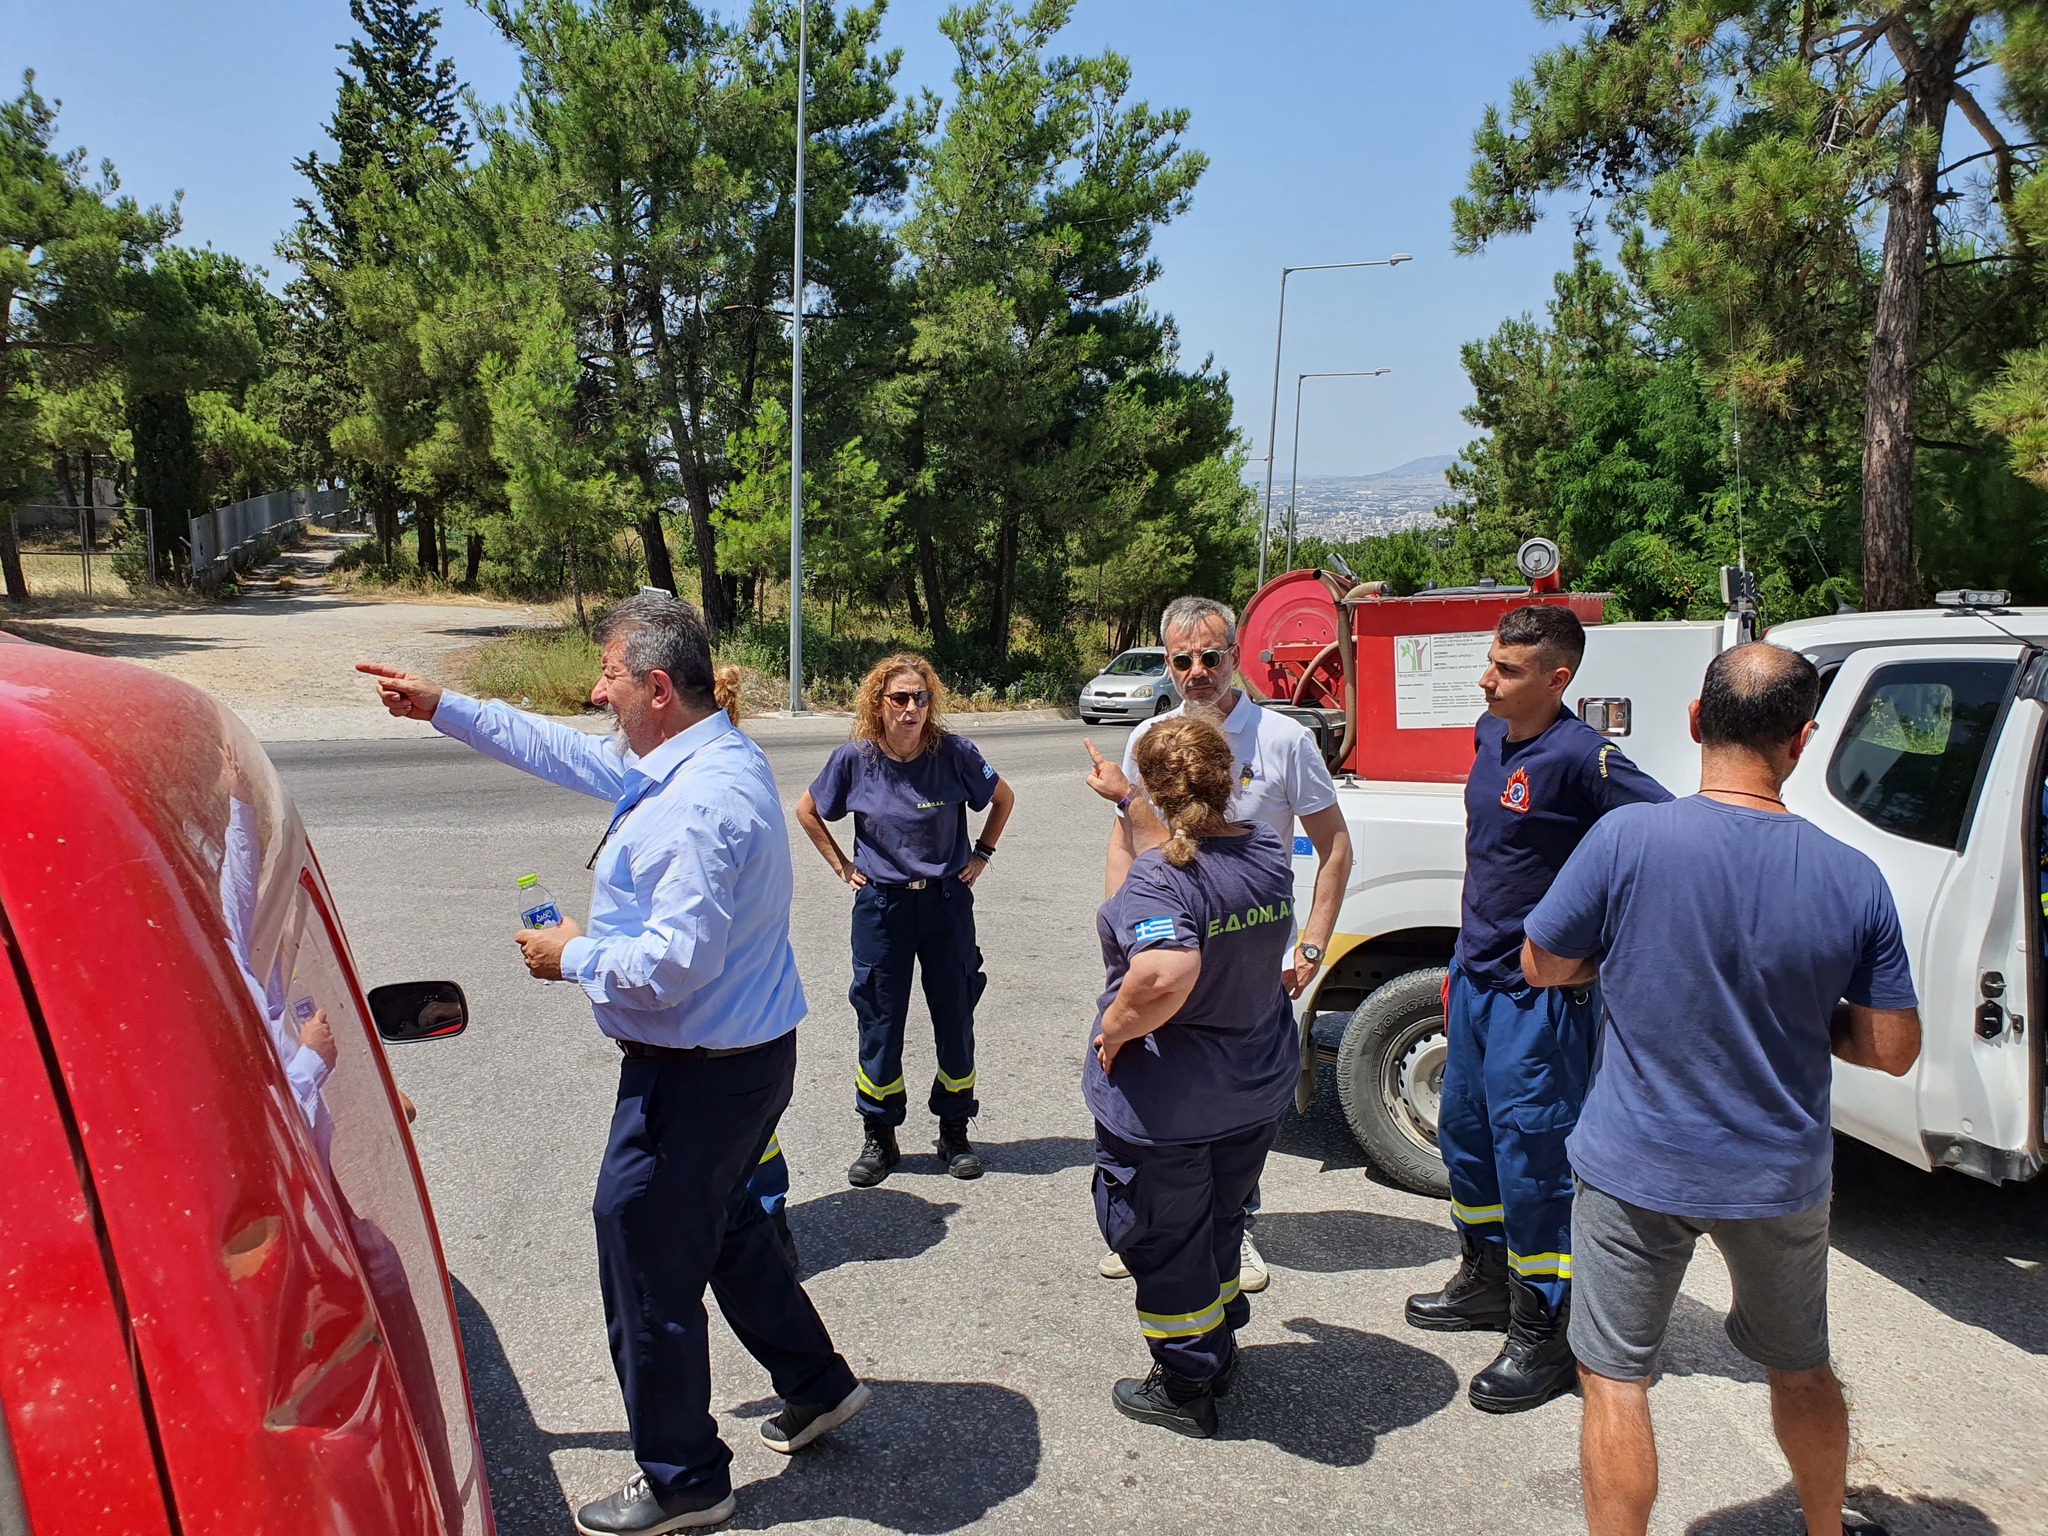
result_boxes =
[1293,835,1313,857]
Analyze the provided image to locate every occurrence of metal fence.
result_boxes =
[9,505,154,598]
[4,485,356,599]
[187,485,354,585]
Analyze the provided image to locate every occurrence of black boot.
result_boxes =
[1468,1275,1578,1413]
[1210,1334,1241,1400]
[936,1120,983,1179]
[1112,1364,1218,1438]
[846,1123,900,1188]
[1404,1229,1510,1333]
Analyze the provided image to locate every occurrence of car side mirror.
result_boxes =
[368,981,469,1043]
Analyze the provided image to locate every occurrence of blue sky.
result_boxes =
[11,0,1586,478]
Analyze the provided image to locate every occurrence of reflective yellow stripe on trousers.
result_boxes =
[1508,1250,1572,1280]
[1136,1278,1242,1339]
[856,1067,905,1100]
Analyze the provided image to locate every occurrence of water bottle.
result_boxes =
[516,873,562,930]
[517,874,564,985]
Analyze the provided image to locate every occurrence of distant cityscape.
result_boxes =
[1247,453,1466,542]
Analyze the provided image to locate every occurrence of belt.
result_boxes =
[616,1038,771,1061]
[873,878,929,891]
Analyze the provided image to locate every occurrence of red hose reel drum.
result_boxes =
[1240,562,1606,783]
[1239,568,1349,709]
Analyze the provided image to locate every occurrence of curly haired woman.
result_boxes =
[795,653,1015,1186]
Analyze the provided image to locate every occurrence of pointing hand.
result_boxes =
[1083,737,1133,805]
[356,662,445,721]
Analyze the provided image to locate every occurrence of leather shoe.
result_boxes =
[573,1471,734,1534]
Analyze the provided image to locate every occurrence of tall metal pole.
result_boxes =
[1286,369,1389,570]
[787,1,809,713]
[1257,269,1293,592]
[1257,255,1412,589]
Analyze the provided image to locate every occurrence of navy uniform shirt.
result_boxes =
[1457,707,1670,991]
[1084,825,1301,1145]
[809,734,998,884]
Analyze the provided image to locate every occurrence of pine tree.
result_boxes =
[276,0,471,566]
[1454,1,2048,610]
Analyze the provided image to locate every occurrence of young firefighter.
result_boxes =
[1404,604,1670,1413]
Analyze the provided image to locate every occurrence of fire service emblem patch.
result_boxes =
[1501,766,1532,814]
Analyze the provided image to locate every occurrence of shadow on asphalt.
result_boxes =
[1252,1208,1458,1271]
[450,1276,630,1535]
[1271,1066,1373,1175]
[1827,1135,2048,1358]
[1222,1318,1459,1464]
[725,1379,1039,1530]
[971,1134,1095,1175]
[1684,1482,1998,1534]
[1647,1293,1771,1384]
[1,620,243,658]
[789,1188,963,1279]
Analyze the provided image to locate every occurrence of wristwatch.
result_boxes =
[1297,942,1324,964]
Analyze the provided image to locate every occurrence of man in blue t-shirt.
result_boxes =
[1405,604,1669,1416]
[1524,643,1920,1536]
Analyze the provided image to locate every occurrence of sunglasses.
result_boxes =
[884,689,932,708]
[1169,648,1231,673]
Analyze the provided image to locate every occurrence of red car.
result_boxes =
[0,635,492,1535]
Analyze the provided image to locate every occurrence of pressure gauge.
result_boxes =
[1516,537,1561,581]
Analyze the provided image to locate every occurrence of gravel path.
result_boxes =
[1,532,1074,742]
[2,533,560,739]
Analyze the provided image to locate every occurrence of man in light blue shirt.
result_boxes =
[359,592,868,1536]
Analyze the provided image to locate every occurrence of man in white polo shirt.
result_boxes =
[1093,594,1354,1291]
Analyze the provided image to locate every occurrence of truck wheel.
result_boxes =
[1335,967,1452,1198]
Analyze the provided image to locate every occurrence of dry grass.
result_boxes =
[464,625,606,714]
[460,621,1071,718]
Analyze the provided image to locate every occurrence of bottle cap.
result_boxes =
[517,873,539,888]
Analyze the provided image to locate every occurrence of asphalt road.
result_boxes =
[272,717,2048,1536]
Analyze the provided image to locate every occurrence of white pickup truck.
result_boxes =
[1293,597,2046,1199]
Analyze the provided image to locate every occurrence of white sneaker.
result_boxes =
[1098,1249,1131,1280]
[1239,1233,1270,1293]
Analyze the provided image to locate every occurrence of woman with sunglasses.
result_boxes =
[795,654,1015,1187]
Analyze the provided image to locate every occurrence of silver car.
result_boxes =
[1077,647,1180,724]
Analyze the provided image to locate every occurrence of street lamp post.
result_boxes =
[1258,254,1411,589]
[1286,369,1389,570]
[788,0,809,714]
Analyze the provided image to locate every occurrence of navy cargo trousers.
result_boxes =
[1093,1118,1280,1384]
[850,878,985,1125]
[1437,959,1599,1315]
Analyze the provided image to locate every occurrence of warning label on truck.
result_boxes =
[1393,630,1492,730]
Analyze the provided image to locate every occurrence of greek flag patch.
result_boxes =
[983,761,996,778]
[1132,916,1178,945]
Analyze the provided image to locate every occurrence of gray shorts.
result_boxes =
[1569,1179,1832,1381]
